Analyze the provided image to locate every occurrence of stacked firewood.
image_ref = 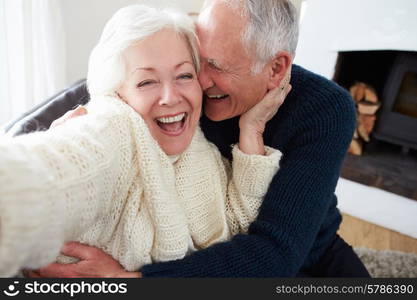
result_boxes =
[348,82,381,155]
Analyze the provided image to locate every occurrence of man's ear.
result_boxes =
[267,51,292,90]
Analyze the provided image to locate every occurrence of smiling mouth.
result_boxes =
[206,94,229,101]
[155,112,187,135]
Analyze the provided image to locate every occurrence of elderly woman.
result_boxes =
[0,5,289,277]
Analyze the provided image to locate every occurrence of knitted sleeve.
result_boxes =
[0,97,140,277]
[224,145,282,235]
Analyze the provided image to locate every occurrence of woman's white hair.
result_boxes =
[205,0,299,74]
[87,5,200,97]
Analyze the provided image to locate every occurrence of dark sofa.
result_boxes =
[4,79,90,136]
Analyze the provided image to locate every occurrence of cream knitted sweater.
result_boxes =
[0,96,281,277]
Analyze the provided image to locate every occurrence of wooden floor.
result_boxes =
[338,213,417,255]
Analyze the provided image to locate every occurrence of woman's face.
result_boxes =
[117,29,202,155]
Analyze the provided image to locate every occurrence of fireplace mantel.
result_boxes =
[295,0,417,79]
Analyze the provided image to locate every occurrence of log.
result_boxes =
[358,114,377,133]
[347,82,379,153]
[357,101,380,115]
[357,114,377,142]
[358,123,370,142]
[350,85,358,99]
[352,82,366,102]
[364,86,378,103]
[348,138,363,156]
[349,82,379,103]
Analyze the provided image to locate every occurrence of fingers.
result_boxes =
[285,66,292,83]
[263,83,291,115]
[23,263,76,278]
[266,81,291,106]
[72,105,88,116]
[278,67,291,94]
[50,105,87,129]
[23,269,41,278]
[37,263,78,278]
[22,242,105,278]
[283,84,292,98]
[280,73,291,91]
[60,242,98,260]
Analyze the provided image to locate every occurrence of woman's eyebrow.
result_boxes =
[130,61,193,75]
[129,67,155,77]
[175,61,193,69]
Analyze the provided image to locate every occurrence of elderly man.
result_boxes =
[29,0,369,277]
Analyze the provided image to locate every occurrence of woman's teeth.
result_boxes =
[156,113,187,133]
[156,113,186,124]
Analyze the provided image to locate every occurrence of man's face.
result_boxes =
[197,0,270,121]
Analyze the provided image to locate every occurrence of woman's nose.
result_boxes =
[159,83,182,106]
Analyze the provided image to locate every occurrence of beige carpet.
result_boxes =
[355,247,417,278]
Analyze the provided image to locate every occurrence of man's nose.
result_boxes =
[159,83,182,106]
[198,63,214,90]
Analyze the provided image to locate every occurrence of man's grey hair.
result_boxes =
[204,0,299,74]
[87,5,200,97]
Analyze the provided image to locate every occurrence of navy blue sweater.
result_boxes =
[140,65,356,277]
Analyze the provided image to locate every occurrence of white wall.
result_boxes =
[61,0,205,86]
[294,0,417,79]
[61,0,301,87]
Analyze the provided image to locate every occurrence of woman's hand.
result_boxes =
[238,74,292,155]
[24,242,141,278]
[50,106,87,128]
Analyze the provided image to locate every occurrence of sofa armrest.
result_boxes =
[4,79,90,137]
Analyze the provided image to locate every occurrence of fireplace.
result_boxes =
[333,51,417,153]
[332,51,417,200]
[294,0,417,200]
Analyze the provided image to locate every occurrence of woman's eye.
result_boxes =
[137,80,156,88]
[177,73,194,80]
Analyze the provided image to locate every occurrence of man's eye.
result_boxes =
[177,73,194,80]
[208,63,222,72]
[137,80,156,88]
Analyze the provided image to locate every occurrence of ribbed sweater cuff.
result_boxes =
[231,145,282,198]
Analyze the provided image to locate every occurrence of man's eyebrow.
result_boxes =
[205,58,224,70]
[207,58,221,68]
[205,57,242,78]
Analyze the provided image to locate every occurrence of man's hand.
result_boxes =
[50,105,88,128]
[24,242,141,278]
[239,74,292,136]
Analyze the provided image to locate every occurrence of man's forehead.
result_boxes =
[202,0,246,14]
[197,7,245,48]
[198,0,246,32]
[197,30,234,67]
[197,0,251,67]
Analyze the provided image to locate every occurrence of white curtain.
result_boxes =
[0,0,66,126]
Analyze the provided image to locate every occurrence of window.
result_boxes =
[0,0,66,127]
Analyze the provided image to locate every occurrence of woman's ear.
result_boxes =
[267,52,292,90]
